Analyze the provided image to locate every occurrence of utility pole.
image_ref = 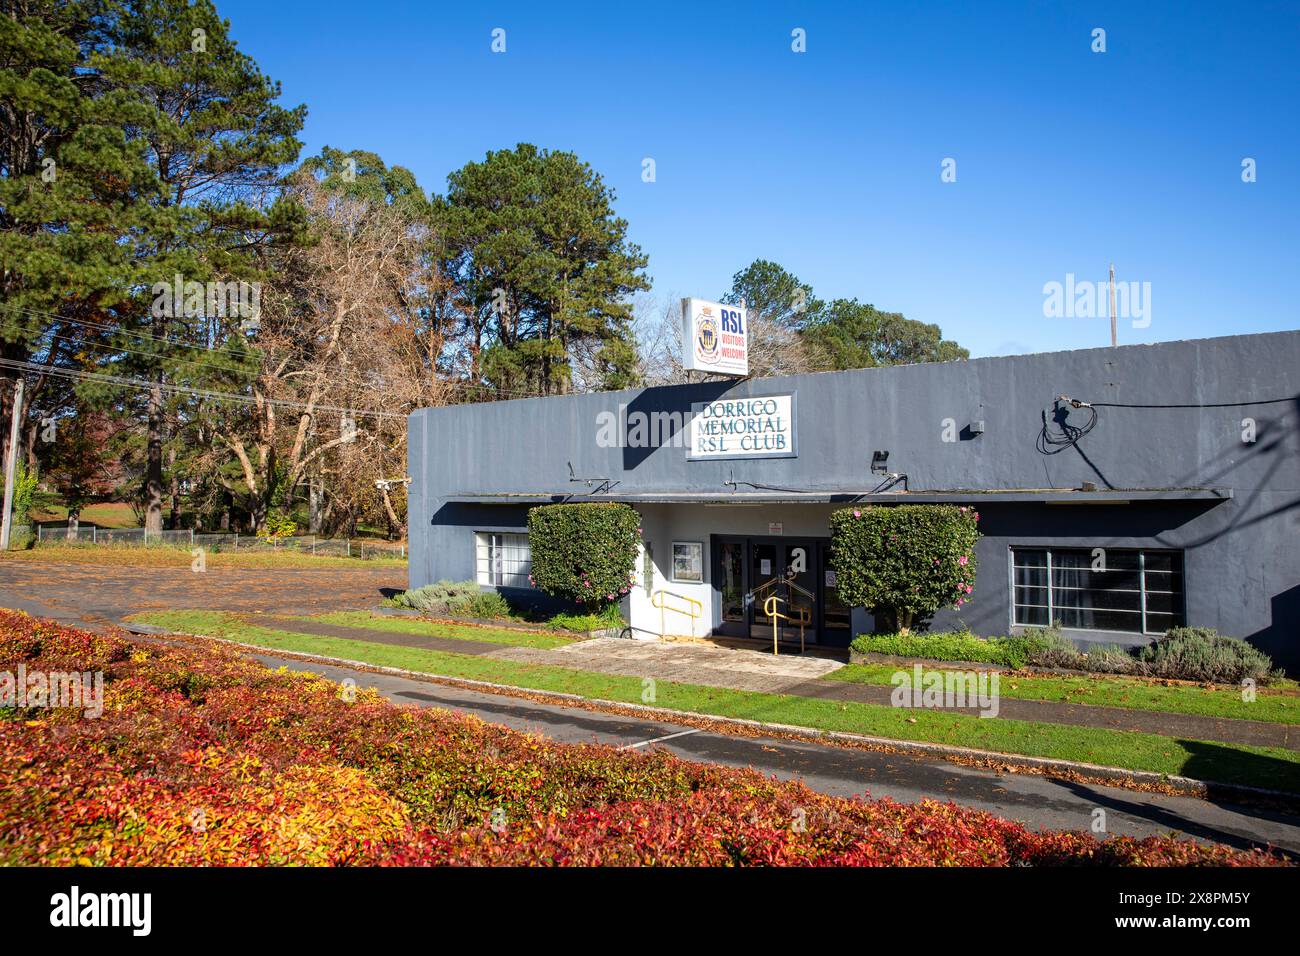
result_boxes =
[1108,262,1118,348]
[1,376,26,550]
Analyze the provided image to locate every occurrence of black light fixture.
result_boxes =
[870,450,889,475]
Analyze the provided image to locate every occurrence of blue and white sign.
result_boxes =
[687,394,796,460]
[682,297,748,377]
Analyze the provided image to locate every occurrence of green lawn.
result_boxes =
[129,609,1300,794]
[29,498,140,530]
[828,662,1300,726]
[297,610,577,650]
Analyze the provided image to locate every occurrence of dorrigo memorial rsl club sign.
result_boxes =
[687,394,796,460]
[681,297,748,377]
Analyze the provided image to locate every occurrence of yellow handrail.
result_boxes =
[651,589,703,639]
[749,575,815,605]
[762,595,810,655]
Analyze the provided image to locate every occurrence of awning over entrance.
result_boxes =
[441,487,1233,506]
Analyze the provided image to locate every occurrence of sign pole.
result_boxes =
[1,377,26,551]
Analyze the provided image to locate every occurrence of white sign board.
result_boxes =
[682,298,748,376]
[687,394,796,460]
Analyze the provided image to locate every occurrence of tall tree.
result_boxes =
[202,148,439,532]
[0,0,137,466]
[86,0,305,534]
[438,143,649,396]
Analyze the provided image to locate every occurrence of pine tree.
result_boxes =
[87,0,305,533]
[438,143,649,396]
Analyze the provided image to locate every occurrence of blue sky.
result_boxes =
[219,0,1298,357]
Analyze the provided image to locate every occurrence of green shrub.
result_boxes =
[258,509,297,540]
[1075,643,1143,675]
[391,580,481,614]
[830,504,980,633]
[454,590,512,620]
[1023,627,1140,674]
[548,605,624,633]
[11,461,38,529]
[527,503,640,610]
[1138,627,1277,684]
[851,630,1044,669]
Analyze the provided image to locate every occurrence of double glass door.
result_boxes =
[714,536,851,646]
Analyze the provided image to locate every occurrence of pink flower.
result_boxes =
[958,556,968,566]
[853,510,861,518]
[956,598,965,607]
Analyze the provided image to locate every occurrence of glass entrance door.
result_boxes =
[711,535,850,647]
[750,542,780,632]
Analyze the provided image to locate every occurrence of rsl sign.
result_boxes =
[682,297,748,377]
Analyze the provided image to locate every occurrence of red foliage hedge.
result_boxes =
[0,610,1284,867]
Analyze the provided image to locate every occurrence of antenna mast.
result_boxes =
[1108,262,1118,347]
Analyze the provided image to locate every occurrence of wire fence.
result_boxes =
[30,524,406,560]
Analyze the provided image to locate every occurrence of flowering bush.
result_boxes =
[830,504,981,633]
[0,610,1282,867]
[526,502,641,609]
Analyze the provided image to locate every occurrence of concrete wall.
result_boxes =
[409,331,1300,666]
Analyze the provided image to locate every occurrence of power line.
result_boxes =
[1060,394,1298,410]
[0,357,408,422]
[42,329,259,378]
[1,301,556,402]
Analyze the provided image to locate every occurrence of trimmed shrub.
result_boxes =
[527,503,640,609]
[1139,627,1277,684]
[852,630,1045,669]
[830,504,980,632]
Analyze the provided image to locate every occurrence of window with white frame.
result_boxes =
[1012,547,1184,634]
[475,532,532,588]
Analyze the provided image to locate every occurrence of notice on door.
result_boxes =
[687,394,796,461]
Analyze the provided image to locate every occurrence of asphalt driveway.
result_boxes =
[0,560,404,628]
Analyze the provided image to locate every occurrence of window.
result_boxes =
[475,532,532,587]
[1012,547,1184,634]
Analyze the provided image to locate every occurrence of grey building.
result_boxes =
[408,330,1300,668]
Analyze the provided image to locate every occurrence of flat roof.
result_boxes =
[442,487,1232,506]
